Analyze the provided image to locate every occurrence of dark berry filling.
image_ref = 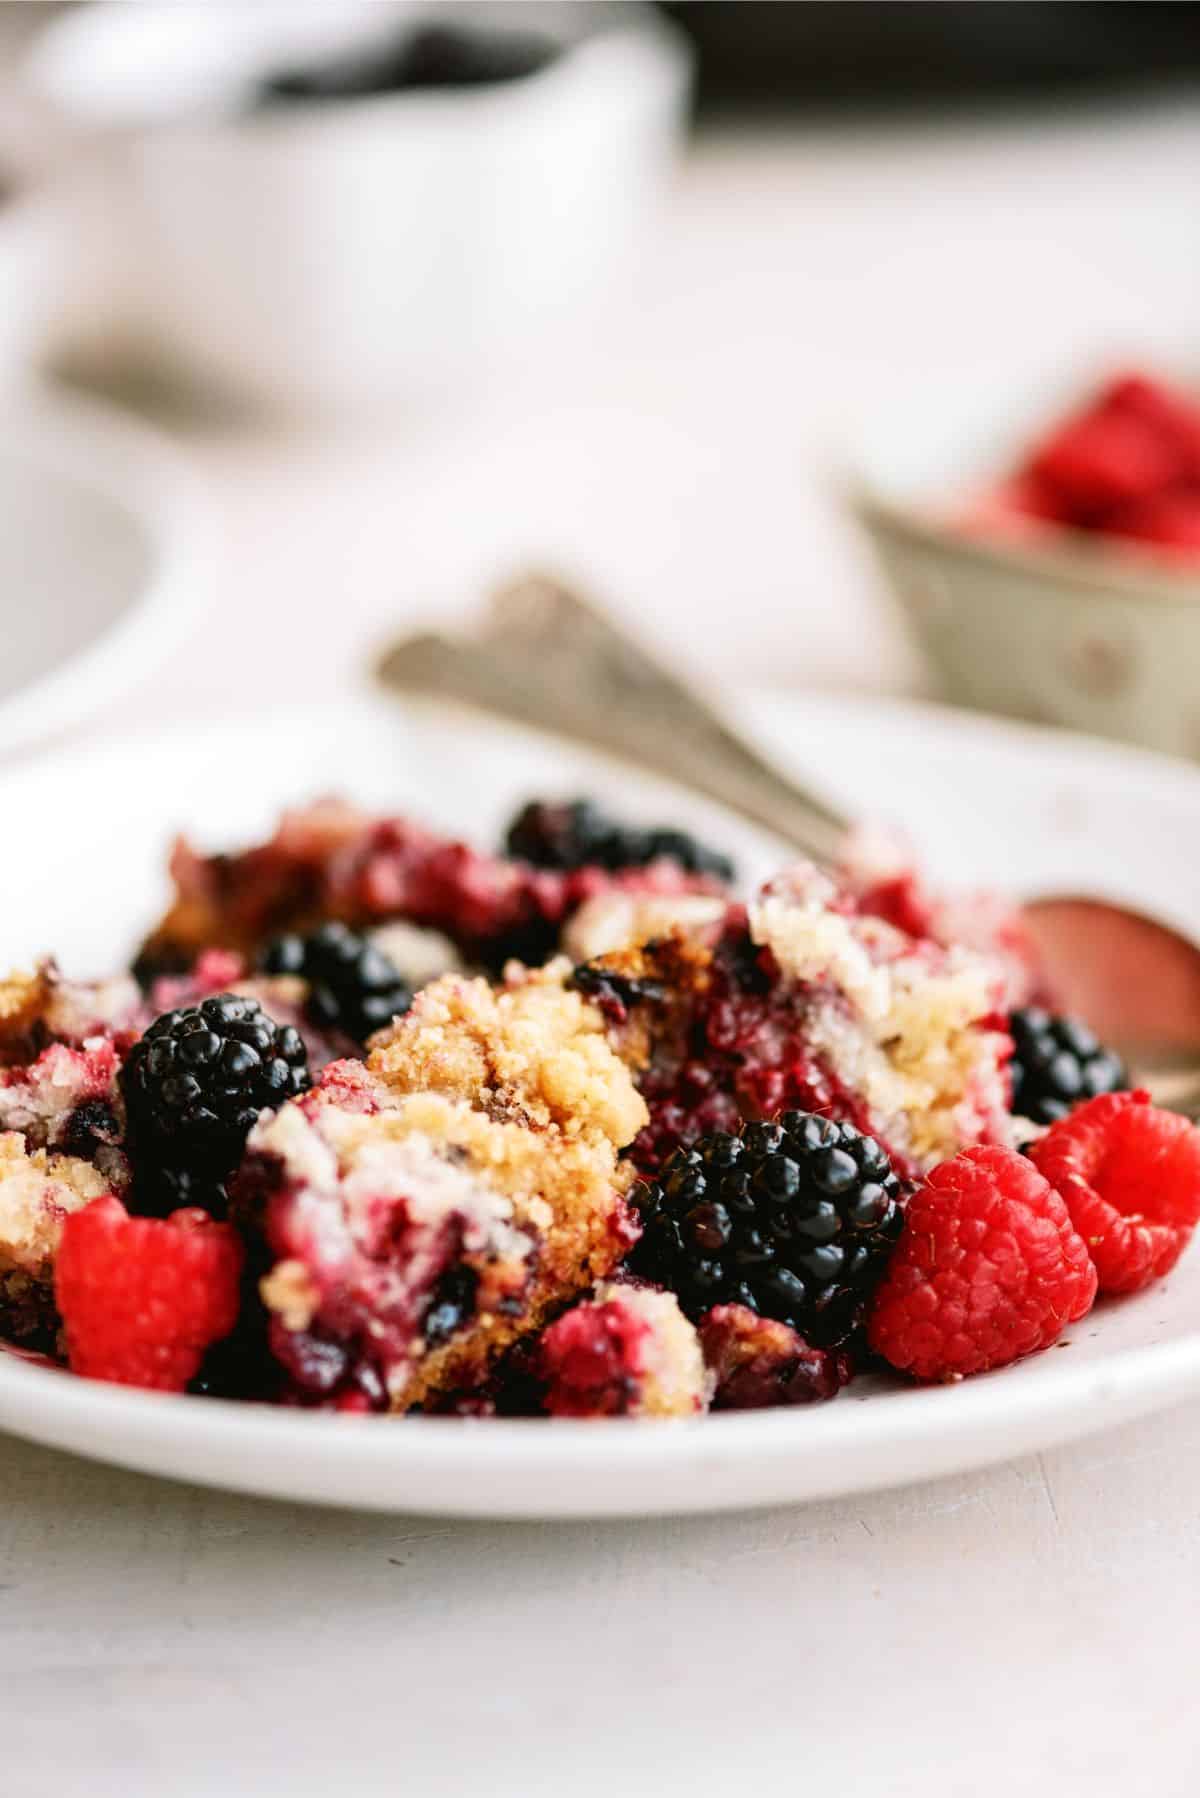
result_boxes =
[138,1162,235,1223]
[423,1266,480,1347]
[58,1099,122,1163]
[699,1304,853,1410]
[129,943,192,994]
[582,919,893,1178]
[188,1245,278,1401]
[137,807,729,977]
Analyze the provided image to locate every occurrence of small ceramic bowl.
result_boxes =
[23,1,691,417]
[0,109,68,382]
[0,383,204,757]
[851,374,1200,762]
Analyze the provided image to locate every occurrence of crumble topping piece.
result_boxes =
[837,822,1039,1007]
[537,1280,711,1418]
[0,1040,121,1151]
[0,971,135,1208]
[0,1133,114,1276]
[247,1073,642,1411]
[749,867,1014,1169]
[368,963,648,1150]
[0,963,141,1067]
[0,1131,118,1344]
[573,864,1014,1177]
[0,970,52,1060]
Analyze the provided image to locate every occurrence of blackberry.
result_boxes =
[628,1112,905,1348]
[121,994,310,1181]
[260,922,413,1048]
[1009,1007,1127,1125]
[189,1250,276,1400]
[504,797,734,881]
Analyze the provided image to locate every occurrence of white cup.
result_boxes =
[24,2,692,417]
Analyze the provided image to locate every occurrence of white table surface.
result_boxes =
[5,99,1200,1795]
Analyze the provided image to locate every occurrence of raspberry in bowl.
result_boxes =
[966,373,1200,558]
[853,366,1200,760]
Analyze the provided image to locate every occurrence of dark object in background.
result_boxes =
[257,20,559,107]
[662,2,1200,113]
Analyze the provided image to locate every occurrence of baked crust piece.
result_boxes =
[571,863,1015,1179]
[135,799,724,977]
[249,969,649,1411]
[0,1131,117,1344]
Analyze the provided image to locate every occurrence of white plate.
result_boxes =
[2,691,1199,1517]
[0,385,205,758]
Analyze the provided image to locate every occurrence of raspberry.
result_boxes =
[1028,409,1179,522]
[1019,374,1200,530]
[1105,374,1200,480]
[1029,1090,1200,1294]
[55,1195,244,1391]
[866,1145,1097,1380]
[1105,490,1200,554]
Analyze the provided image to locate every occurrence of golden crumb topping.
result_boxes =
[0,970,52,1063]
[0,1132,111,1281]
[594,1281,711,1417]
[368,962,647,1151]
[252,1086,638,1409]
[0,962,140,1068]
[750,869,1012,1167]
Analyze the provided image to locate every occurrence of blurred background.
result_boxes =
[3,0,1200,755]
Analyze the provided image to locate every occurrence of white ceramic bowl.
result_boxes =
[851,370,1200,761]
[0,385,205,757]
[0,187,60,377]
[24,2,691,416]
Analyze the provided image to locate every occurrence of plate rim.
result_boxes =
[0,1303,1196,1517]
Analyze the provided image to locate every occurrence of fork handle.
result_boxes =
[377,575,850,865]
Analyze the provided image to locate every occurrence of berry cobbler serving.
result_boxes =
[1,786,1194,1422]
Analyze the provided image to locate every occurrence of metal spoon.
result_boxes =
[378,573,1200,1111]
